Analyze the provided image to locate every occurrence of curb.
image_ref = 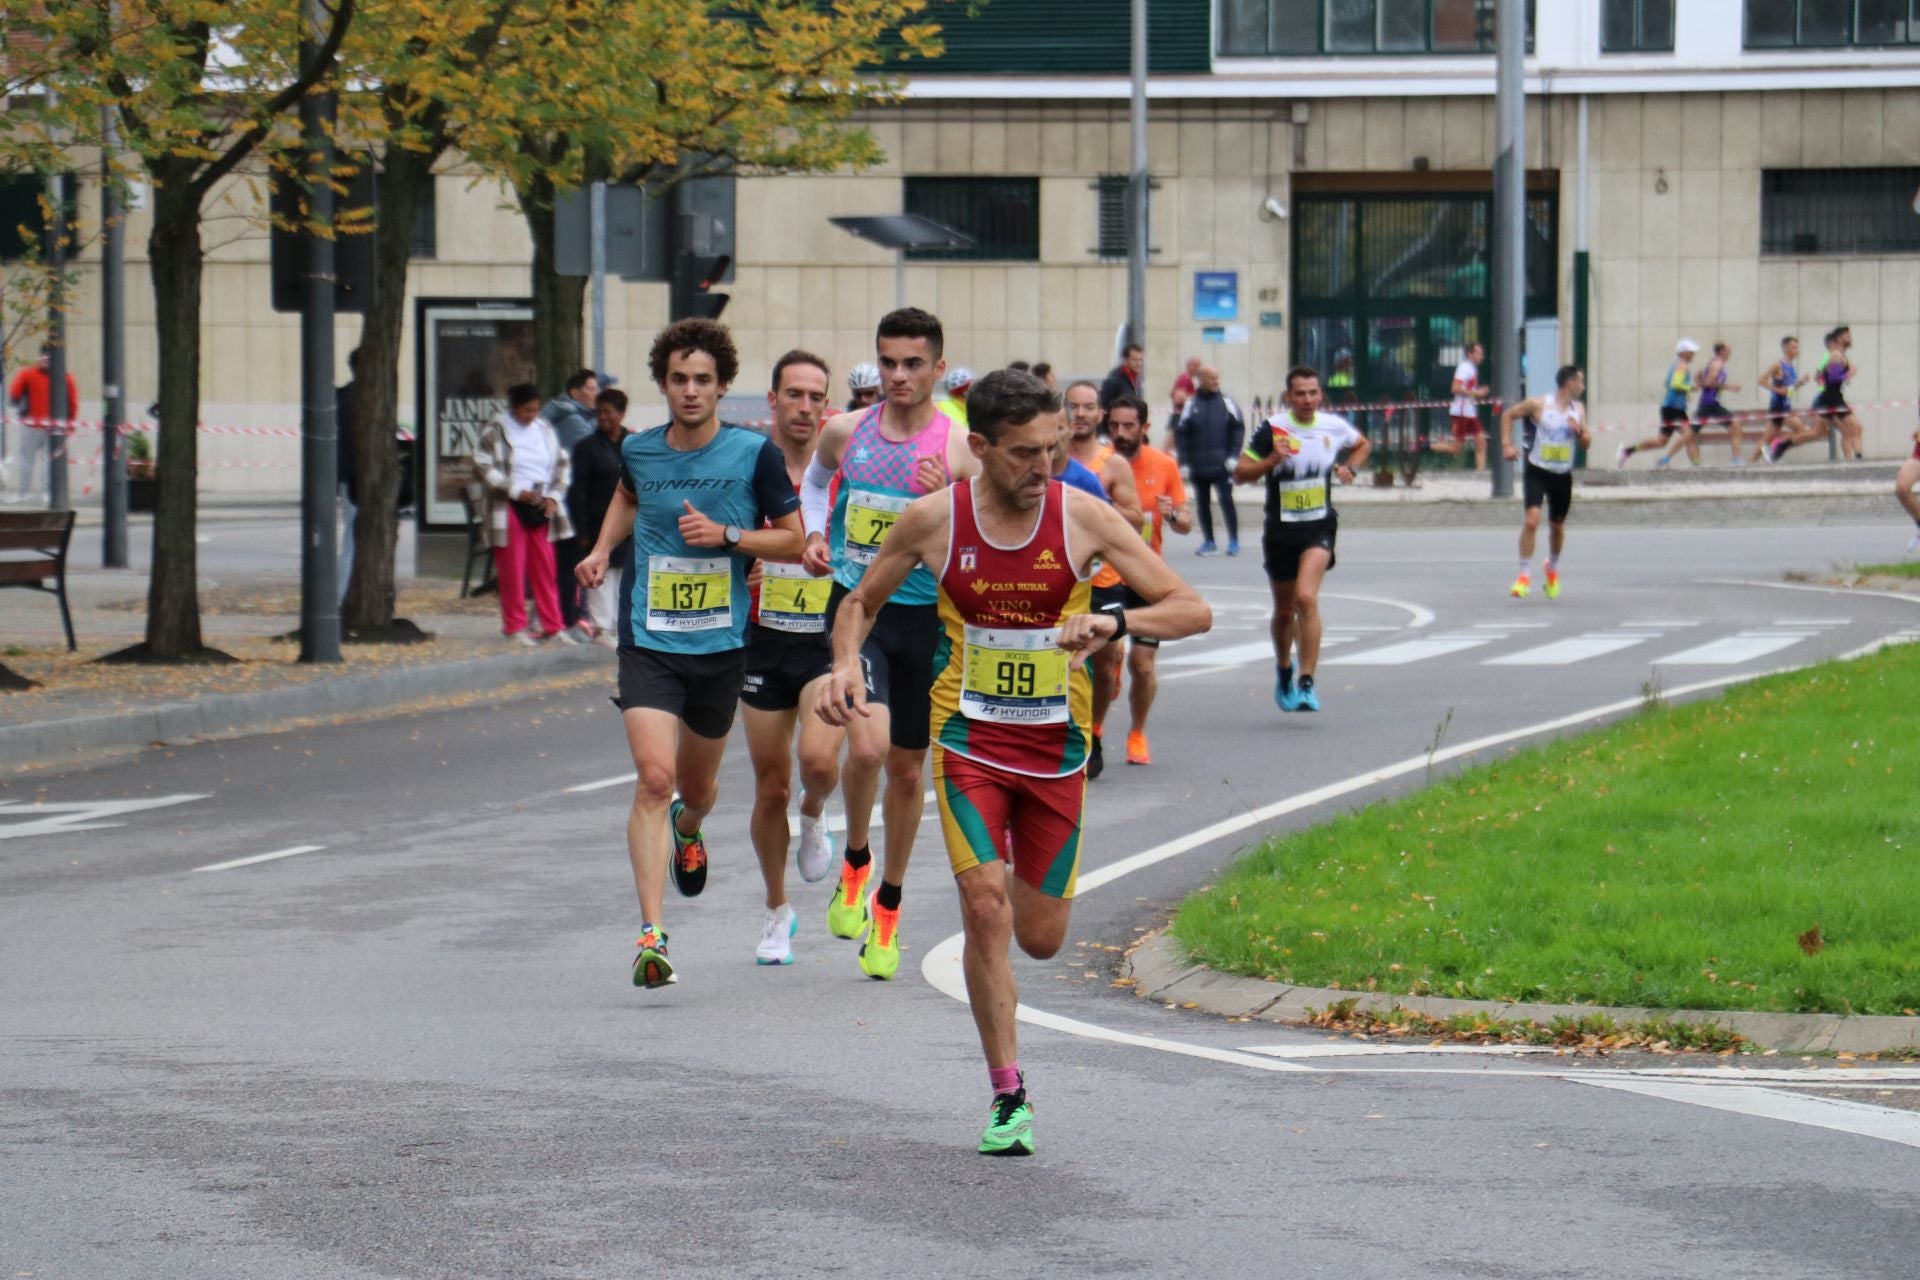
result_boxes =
[1125,932,1920,1055]
[0,645,605,773]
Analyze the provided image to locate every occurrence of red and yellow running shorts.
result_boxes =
[933,747,1084,899]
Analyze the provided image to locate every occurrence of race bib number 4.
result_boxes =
[843,489,912,565]
[646,555,731,633]
[758,561,830,633]
[1278,479,1328,522]
[959,625,1070,725]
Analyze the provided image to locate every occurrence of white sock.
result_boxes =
[1543,556,1557,573]
[1518,559,1532,576]
[799,812,821,838]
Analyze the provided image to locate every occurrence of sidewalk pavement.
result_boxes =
[0,569,609,774]
[1126,932,1920,1055]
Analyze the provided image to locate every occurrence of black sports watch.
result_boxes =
[722,524,743,549]
[1097,601,1128,640]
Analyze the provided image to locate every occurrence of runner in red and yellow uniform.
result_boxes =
[821,369,1210,1157]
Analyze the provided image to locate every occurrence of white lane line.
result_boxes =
[1324,636,1499,666]
[0,794,209,841]
[1772,618,1849,627]
[1243,1042,1562,1059]
[1486,634,1655,666]
[1704,578,1920,610]
[193,845,326,873]
[565,773,636,794]
[1479,621,1551,629]
[1655,632,1808,665]
[1571,1077,1920,1150]
[1621,620,1700,628]
[1164,640,1280,667]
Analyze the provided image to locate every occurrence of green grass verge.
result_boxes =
[1856,561,1920,579]
[1173,643,1920,1016]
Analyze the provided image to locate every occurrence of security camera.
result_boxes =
[1260,195,1287,221]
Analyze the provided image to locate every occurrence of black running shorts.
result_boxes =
[1262,520,1337,584]
[1522,463,1573,524]
[827,583,940,751]
[616,643,746,740]
[740,623,833,713]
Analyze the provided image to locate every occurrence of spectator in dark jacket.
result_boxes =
[1174,364,1244,556]
[541,368,599,453]
[562,387,630,645]
[1098,342,1144,409]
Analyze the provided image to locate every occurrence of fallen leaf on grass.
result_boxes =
[1798,925,1825,956]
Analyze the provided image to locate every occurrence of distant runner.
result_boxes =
[1501,365,1591,600]
[820,368,1210,1156]
[1898,410,1920,555]
[1618,338,1698,469]
[1105,393,1193,764]
[1236,364,1370,715]
[1758,336,1814,463]
[1813,327,1864,460]
[1694,342,1742,463]
[1064,378,1143,779]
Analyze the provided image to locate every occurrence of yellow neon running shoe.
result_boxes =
[1544,567,1561,599]
[826,856,873,939]
[1509,573,1531,599]
[858,892,902,980]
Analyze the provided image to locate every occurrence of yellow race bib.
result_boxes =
[843,489,912,565]
[960,625,1071,725]
[758,561,830,634]
[1537,442,1573,466]
[646,555,731,633]
[1278,478,1328,522]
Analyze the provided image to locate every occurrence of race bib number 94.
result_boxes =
[646,555,731,633]
[960,625,1070,725]
[1278,479,1328,522]
[843,489,912,565]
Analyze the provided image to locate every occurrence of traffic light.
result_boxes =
[669,211,730,321]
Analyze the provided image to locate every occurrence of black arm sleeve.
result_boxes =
[752,438,800,520]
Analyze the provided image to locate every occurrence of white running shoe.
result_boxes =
[1906,532,1920,556]
[796,812,834,884]
[756,904,797,966]
[1615,445,1632,470]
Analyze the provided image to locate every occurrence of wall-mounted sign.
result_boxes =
[1200,325,1250,345]
[1193,271,1238,321]
[1258,310,1284,328]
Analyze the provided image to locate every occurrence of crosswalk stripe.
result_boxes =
[1654,632,1808,666]
[1325,635,1500,666]
[1485,634,1656,666]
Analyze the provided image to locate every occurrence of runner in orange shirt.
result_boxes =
[1064,378,1141,779]
[1103,394,1192,765]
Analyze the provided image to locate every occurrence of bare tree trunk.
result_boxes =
[342,146,430,633]
[520,173,585,394]
[138,175,212,660]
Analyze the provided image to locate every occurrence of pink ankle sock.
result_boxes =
[989,1063,1022,1096]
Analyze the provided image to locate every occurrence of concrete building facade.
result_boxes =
[8,0,1918,494]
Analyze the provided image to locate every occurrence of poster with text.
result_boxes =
[421,303,535,528]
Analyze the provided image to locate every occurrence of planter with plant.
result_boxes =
[126,429,157,512]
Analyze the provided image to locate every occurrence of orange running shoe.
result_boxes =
[1125,730,1152,765]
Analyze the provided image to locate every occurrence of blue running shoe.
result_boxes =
[1274,665,1301,712]
[1195,540,1218,557]
[1296,675,1321,712]
[1225,537,1241,556]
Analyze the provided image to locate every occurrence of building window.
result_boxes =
[1094,174,1159,260]
[903,176,1039,261]
[1761,168,1920,255]
[410,177,438,260]
[1745,0,1919,47]
[1601,0,1675,50]
[1218,0,1533,57]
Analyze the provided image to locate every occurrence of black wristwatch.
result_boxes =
[722,524,742,549]
[1097,602,1128,639]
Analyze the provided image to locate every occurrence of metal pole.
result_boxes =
[589,179,606,379]
[1489,0,1525,500]
[101,107,129,566]
[1124,0,1148,354]
[1572,94,1591,465]
[894,249,904,311]
[45,170,70,510]
[298,15,340,662]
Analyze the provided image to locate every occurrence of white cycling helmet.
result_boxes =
[847,362,881,392]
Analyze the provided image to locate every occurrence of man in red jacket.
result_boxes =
[9,346,79,504]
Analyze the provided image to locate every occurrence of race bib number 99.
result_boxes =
[843,489,912,565]
[959,625,1070,725]
[646,555,731,633]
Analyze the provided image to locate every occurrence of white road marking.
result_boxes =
[1655,632,1808,665]
[564,773,636,794]
[1571,1077,1920,1150]
[1479,621,1550,629]
[1487,634,1656,666]
[1325,635,1500,666]
[1242,1042,1562,1059]
[1164,640,1281,667]
[193,844,326,873]
[1772,618,1848,627]
[0,794,208,841]
[1620,620,1700,628]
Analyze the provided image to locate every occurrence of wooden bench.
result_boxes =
[0,509,76,651]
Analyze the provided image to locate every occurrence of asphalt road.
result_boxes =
[5,518,1920,1279]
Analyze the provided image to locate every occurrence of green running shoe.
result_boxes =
[979,1088,1034,1156]
[857,891,902,981]
[827,856,873,939]
[632,926,675,989]
[669,797,708,898]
